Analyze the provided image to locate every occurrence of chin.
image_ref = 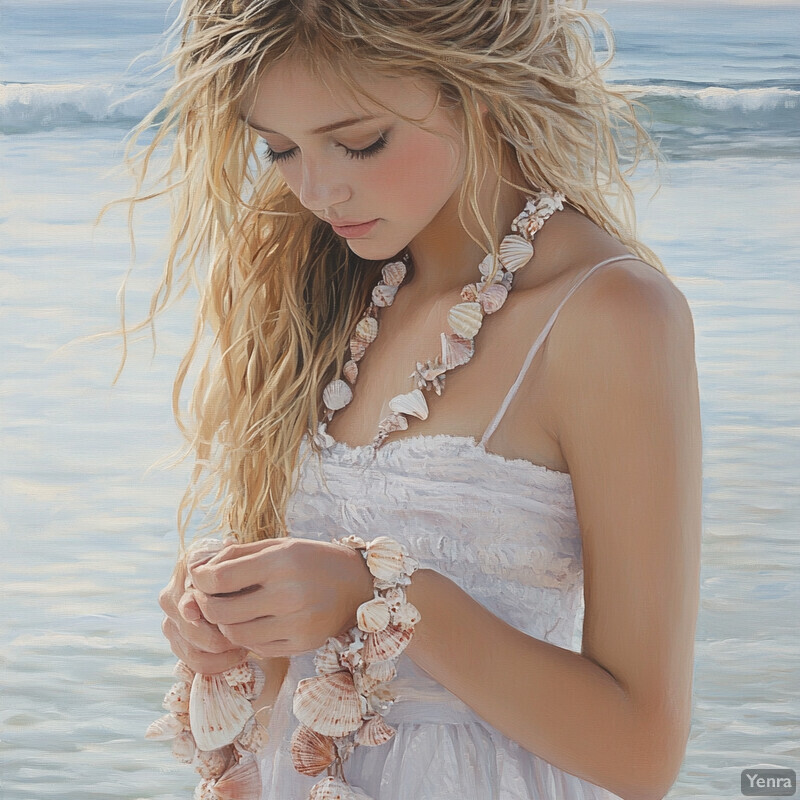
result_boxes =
[346,237,407,263]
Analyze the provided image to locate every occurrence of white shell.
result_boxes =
[237,715,270,753]
[173,660,196,683]
[357,597,391,633]
[501,270,514,290]
[171,729,196,764]
[392,600,422,630]
[388,388,429,420]
[498,234,534,273]
[460,282,479,301]
[381,260,406,287]
[355,316,378,343]
[323,379,353,411]
[189,672,254,751]
[478,254,500,278]
[478,283,508,315]
[314,639,346,675]
[372,283,398,307]
[145,713,184,740]
[362,623,413,663]
[339,534,367,550]
[441,332,475,370]
[376,412,408,438]
[447,301,483,339]
[309,776,374,800]
[292,671,363,738]
[365,659,397,683]
[355,714,396,747]
[193,778,218,800]
[343,359,358,383]
[214,753,262,800]
[193,745,231,780]
[163,681,191,714]
[365,536,406,581]
[185,537,225,571]
[350,336,367,362]
[290,723,337,776]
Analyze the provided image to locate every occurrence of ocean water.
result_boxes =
[2,2,798,799]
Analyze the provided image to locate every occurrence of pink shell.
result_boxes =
[290,723,337,776]
[193,744,232,780]
[350,336,367,362]
[214,753,262,800]
[478,283,508,314]
[376,412,409,438]
[355,714,396,747]
[362,624,413,663]
[440,332,475,370]
[372,283,398,307]
[381,260,407,287]
[343,359,358,384]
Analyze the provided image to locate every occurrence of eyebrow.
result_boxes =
[241,114,379,136]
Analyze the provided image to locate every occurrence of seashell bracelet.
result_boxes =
[314,188,566,453]
[289,534,421,799]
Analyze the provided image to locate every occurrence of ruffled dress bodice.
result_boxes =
[256,254,642,799]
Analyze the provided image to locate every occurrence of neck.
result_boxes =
[404,166,529,298]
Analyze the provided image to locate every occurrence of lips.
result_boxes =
[329,219,379,238]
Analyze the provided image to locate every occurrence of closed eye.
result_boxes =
[262,132,389,165]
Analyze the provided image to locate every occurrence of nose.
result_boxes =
[297,155,350,211]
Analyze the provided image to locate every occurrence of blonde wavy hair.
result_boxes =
[115,0,663,548]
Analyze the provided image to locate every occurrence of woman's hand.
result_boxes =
[158,556,249,674]
[187,537,375,659]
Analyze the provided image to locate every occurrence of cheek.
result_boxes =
[372,134,462,210]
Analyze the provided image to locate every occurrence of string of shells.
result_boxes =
[314,189,566,452]
[147,536,272,800]
[290,534,421,799]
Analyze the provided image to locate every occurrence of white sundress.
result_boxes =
[256,255,640,799]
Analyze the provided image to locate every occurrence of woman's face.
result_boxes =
[241,56,466,261]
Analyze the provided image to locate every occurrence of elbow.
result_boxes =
[608,714,690,800]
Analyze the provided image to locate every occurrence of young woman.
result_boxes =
[144,1,702,798]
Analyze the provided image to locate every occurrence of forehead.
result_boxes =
[241,56,440,132]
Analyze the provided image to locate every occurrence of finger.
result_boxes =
[176,614,240,654]
[195,585,281,626]
[219,611,308,651]
[190,542,286,595]
[177,590,203,623]
[163,616,248,672]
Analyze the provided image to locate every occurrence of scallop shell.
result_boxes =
[381,260,406,287]
[193,744,232,780]
[440,332,475,370]
[365,659,397,683]
[189,671,254,751]
[362,623,413,663]
[355,714,396,747]
[214,753,262,800]
[236,715,270,753]
[309,776,374,800]
[292,671,363,738]
[171,729,196,764]
[193,778,218,800]
[372,283,398,307]
[365,536,406,581]
[368,684,398,714]
[357,597,391,633]
[343,359,358,384]
[222,661,253,690]
[447,301,483,339]
[388,388,428,420]
[314,639,346,675]
[478,254,499,278]
[478,283,508,315]
[174,660,196,683]
[163,681,191,714]
[322,379,353,411]
[349,336,367,362]
[146,713,184,740]
[460,282,479,302]
[499,234,534,273]
[376,412,408,438]
[290,724,337,776]
[392,601,422,630]
[355,316,378,343]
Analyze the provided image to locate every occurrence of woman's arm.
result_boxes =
[403,266,702,800]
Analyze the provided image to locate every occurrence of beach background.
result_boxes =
[1,1,798,798]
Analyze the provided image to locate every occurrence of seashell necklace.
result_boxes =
[315,188,566,452]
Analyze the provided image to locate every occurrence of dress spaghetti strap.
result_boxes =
[479,254,651,446]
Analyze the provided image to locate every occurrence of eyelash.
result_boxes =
[262,132,389,165]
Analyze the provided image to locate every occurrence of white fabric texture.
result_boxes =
[256,257,641,799]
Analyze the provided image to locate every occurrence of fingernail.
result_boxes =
[184,606,201,622]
